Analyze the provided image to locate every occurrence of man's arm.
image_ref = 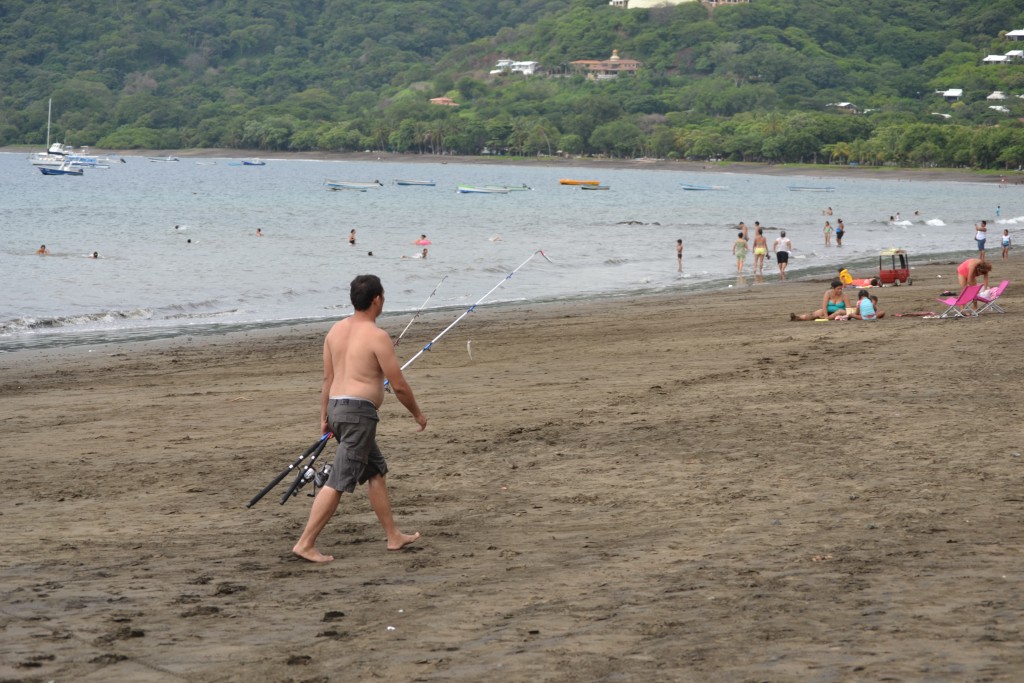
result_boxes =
[374,331,427,431]
[321,339,334,434]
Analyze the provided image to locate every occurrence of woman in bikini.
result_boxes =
[790,279,852,321]
[752,228,769,274]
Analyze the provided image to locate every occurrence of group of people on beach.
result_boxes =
[790,207,1011,321]
[725,220,792,279]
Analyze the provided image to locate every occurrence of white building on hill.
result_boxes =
[609,0,747,6]
[490,59,540,76]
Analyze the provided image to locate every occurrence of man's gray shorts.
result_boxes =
[325,398,388,493]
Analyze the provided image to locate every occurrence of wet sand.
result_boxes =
[1,258,1022,682]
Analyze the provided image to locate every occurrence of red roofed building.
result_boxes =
[570,50,641,79]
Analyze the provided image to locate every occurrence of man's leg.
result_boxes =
[292,486,343,563]
[366,474,420,550]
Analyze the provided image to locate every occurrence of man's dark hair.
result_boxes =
[350,274,383,311]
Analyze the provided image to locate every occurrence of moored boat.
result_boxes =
[40,162,83,176]
[242,158,266,166]
[323,178,383,190]
[680,183,728,191]
[457,185,510,194]
[148,156,179,162]
[559,179,600,186]
[787,186,835,192]
[483,184,532,191]
[580,184,610,190]
[394,179,436,186]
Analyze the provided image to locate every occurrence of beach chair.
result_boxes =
[936,284,983,318]
[974,280,1009,314]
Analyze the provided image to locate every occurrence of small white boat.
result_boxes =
[787,186,835,192]
[148,156,179,162]
[580,184,610,191]
[483,184,532,192]
[680,183,727,191]
[242,158,266,166]
[394,179,436,186]
[323,178,383,190]
[457,185,510,194]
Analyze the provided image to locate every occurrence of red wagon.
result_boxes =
[878,248,912,285]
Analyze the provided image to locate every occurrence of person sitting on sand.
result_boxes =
[791,279,852,321]
[849,290,877,320]
[870,295,885,319]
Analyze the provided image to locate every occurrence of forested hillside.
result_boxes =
[2,0,1024,168]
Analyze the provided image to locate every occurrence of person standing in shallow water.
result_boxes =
[292,274,427,563]
[676,239,683,273]
[773,230,792,280]
[348,229,356,246]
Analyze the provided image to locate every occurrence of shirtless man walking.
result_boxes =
[292,274,427,563]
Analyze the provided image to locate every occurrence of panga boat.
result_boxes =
[394,179,436,186]
[483,184,532,192]
[148,156,179,162]
[457,185,509,194]
[40,162,83,176]
[680,183,727,191]
[787,186,835,192]
[323,178,383,190]
[580,184,610,191]
[243,158,266,166]
[559,179,600,186]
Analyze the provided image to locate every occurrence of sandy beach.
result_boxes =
[1,254,1022,682]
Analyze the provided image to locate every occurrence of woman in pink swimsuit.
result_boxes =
[956,258,991,289]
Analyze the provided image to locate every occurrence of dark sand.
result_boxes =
[2,255,1022,682]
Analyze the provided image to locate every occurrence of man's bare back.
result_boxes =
[324,316,392,407]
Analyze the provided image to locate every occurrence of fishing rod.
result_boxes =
[390,250,552,381]
[394,274,447,347]
[246,432,331,508]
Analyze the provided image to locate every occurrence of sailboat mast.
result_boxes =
[45,98,52,148]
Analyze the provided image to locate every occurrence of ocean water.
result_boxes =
[0,152,1017,352]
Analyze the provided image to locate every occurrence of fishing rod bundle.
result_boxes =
[245,250,551,508]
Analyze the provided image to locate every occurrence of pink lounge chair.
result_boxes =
[975,280,1009,314]
[936,284,983,318]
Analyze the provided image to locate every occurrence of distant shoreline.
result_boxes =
[5,145,1018,184]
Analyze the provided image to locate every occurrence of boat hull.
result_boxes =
[559,179,600,185]
[457,185,509,194]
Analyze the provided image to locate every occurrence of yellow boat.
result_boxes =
[559,178,600,186]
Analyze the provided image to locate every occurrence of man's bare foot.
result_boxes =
[292,544,335,563]
[387,531,420,551]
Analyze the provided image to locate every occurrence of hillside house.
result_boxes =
[489,59,540,76]
[983,54,1010,64]
[429,97,459,107]
[1006,29,1024,40]
[936,88,963,102]
[571,50,641,79]
[609,0,748,6]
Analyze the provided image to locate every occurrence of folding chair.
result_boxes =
[975,280,1009,314]
[936,284,982,318]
